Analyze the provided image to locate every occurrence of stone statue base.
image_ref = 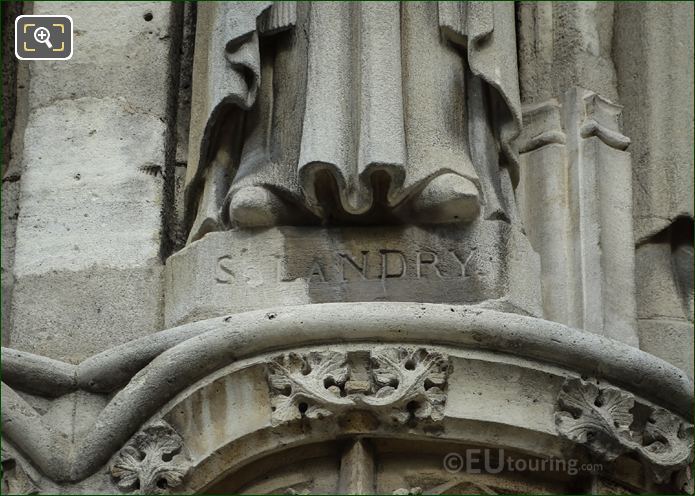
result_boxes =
[164,222,541,326]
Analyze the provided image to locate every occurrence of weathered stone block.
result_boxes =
[11,97,165,362]
[165,222,541,326]
[29,2,177,120]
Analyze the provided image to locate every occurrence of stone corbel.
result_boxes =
[555,377,694,485]
[517,100,566,154]
[579,94,630,151]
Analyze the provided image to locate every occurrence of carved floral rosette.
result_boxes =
[110,421,190,495]
[266,348,450,426]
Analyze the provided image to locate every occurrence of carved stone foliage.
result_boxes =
[555,378,635,460]
[110,421,190,495]
[266,348,449,426]
[555,378,694,484]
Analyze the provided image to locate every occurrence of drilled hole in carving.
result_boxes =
[648,417,656,424]
[161,452,173,462]
[594,398,603,408]
[157,479,168,489]
[324,376,336,389]
[423,378,436,391]
[405,359,416,371]
[406,401,419,414]
[143,12,153,21]
[298,402,309,415]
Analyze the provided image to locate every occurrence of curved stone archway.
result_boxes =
[2,304,693,494]
[204,438,588,494]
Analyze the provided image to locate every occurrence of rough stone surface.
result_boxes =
[614,2,694,242]
[635,242,694,377]
[174,3,196,167]
[10,98,166,362]
[518,2,618,105]
[9,1,182,362]
[2,2,693,495]
[1,180,20,347]
[613,2,694,379]
[28,2,177,120]
[1,1,22,175]
[2,12,29,348]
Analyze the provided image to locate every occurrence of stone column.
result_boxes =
[516,2,639,346]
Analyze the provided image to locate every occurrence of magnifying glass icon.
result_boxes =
[34,27,53,49]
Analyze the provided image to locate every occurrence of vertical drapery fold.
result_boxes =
[298,2,356,213]
[185,1,523,233]
[401,2,475,195]
[357,2,406,205]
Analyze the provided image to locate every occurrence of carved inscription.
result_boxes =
[215,249,478,285]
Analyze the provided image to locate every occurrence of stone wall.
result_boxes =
[1,2,693,494]
[6,2,186,362]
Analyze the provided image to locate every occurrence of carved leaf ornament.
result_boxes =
[555,378,694,483]
[267,348,450,426]
[110,421,189,494]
